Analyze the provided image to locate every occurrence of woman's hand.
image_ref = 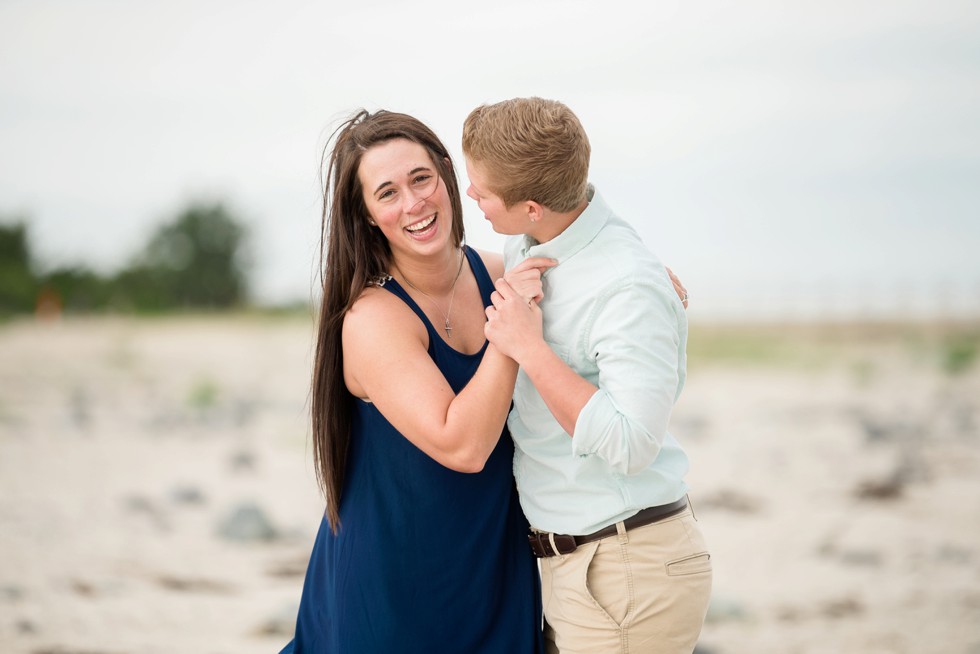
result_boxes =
[485,278,545,364]
[503,257,557,305]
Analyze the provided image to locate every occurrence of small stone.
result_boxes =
[229,449,256,473]
[169,485,206,506]
[155,575,234,594]
[698,491,763,514]
[252,602,298,638]
[70,579,97,597]
[121,495,170,530]
[821,596,864,619]
[936,544,972,565]
[0,584,25,601]
[854,476,904,501]
[216,502,279,543]
[776,604,804,622]
[266,556,309,578]
[16,618,37,634]
[704,595,748,623]
[839,549,883,567]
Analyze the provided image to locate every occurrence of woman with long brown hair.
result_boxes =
[279,110,544,653]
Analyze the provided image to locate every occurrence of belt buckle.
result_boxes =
[528,533,549,557]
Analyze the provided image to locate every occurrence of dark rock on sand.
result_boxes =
[216,501,280,542]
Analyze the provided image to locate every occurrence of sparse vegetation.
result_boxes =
[941,334,979,376]
[688,321,980,372]
[188,377,221,412]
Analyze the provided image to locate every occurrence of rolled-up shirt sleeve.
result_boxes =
[570,275,684,475]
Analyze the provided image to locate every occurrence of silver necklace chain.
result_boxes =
[397,249,465,338]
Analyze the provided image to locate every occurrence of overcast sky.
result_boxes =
[2,0,979,318]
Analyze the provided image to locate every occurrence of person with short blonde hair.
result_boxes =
[465,97,711,654]
[462,97,590,213]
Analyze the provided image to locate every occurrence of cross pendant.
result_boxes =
[444,320,452,338]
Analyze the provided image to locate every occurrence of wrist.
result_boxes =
[486,342,520,370]
[516,337,552,371]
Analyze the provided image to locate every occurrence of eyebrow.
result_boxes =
[373,166,432,196]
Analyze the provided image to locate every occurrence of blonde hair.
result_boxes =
[462,97,590,212]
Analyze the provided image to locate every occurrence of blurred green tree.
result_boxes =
[0,221,38,315]
[117,203,250,311]
[1,203,251,316]
[41,266,115,312]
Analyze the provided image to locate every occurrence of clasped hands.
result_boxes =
[484,257,555,362]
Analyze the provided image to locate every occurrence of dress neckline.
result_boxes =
[382,246,490,359]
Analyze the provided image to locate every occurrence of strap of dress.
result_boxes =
[380,276,435,338]
[381,245,494,338]
[465,245,496,308]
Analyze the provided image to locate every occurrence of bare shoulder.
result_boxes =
[343,285,424,342]
[342,285,428,398]
[474,248,504,280]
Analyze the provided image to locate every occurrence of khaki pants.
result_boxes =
[540,503,712,654]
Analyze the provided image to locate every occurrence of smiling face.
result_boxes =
[358,138,453,259]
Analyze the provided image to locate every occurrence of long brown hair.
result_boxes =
[313,110,465,532]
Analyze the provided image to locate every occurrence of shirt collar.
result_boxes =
[519,184,609,263]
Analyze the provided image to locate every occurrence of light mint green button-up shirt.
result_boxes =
[505,186,691,535]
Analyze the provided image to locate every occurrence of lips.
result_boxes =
[405,214,437,234]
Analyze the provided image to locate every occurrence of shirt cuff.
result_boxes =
[570,388,617,458]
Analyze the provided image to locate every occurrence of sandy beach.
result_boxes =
[1,315,978,654]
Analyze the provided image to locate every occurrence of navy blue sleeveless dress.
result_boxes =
[280,247,543,654]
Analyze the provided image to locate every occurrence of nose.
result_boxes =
[404,189,427,214]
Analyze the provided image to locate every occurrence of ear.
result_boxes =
[526,201,545,223]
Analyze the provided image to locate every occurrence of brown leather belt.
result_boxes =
[528,497,689,558]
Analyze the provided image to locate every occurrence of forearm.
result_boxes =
[442,344,518,470]
[519,341,597,437]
